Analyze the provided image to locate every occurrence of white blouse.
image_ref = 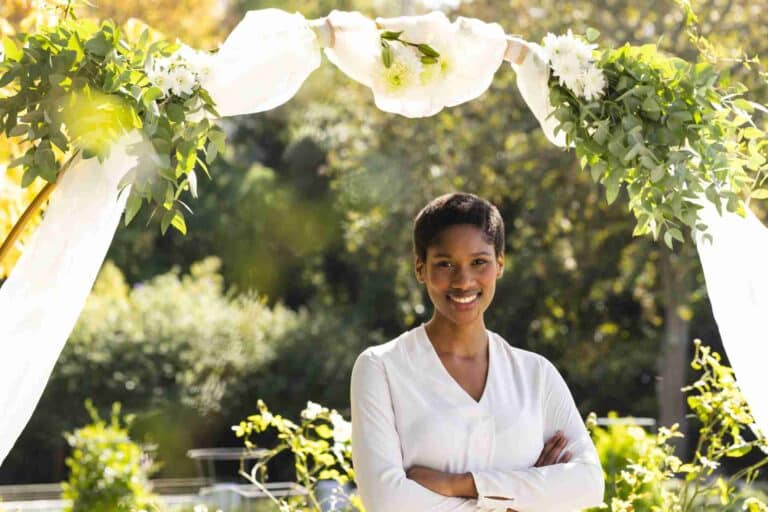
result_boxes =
[350,324,604,512]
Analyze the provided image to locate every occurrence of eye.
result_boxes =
[473,259,488,266]
[436,261,453,268]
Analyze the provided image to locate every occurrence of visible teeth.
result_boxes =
[450,294,478,304]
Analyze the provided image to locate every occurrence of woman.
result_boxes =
[350,193,604,511]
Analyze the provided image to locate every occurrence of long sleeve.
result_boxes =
[350,350,479,512]
[470,360,605,512]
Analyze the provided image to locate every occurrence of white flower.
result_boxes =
[543,30,595,65]
[376,44,423,95]
[301,401,325,420]
[327,11,506,118]
[329,410,351,443]
[551,57,584,92]
[582,64,607,101]
[175,44,214,81]
[169,66,196,96]
[543,30,601,100]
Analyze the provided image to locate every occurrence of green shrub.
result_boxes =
[62,401,158,512]
[586,412,663,510]
[594,341,768,511]
[233,400,361,512]
[4,257,382,483]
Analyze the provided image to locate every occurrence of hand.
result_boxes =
[534,430,571,467]
[405,465,458,497]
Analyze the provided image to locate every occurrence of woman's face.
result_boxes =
[415,224,504,327]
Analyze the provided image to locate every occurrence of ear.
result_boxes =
[414,254,426,283]
[496,253,505,279]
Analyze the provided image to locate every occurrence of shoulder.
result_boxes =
[496,331,555,371]
[489,330,561,378]
[353,326,421,371]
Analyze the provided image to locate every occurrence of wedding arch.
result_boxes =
[0,6,767,466]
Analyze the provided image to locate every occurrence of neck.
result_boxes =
[424,313,487,358]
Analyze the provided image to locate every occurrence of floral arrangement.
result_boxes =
[0,6,225,235]
[542,30,768,248]
[233,399,360,511]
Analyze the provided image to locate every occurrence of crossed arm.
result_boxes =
[350,351,605,512]
[405,430,572,510]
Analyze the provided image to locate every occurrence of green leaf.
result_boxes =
[605,175,620,205]
[170,210,187,235]
[650,165,665,182]
[166,103,184,123]
[9,124,27,137]
[315,424,333,439]
[380,31,403,41]
[417,44,440,58]
[663,230,674,249]
[2,36,23,61]
[751,189,768,199]
[21,167,38,187]
[208,129,226,153]
[124,193,142,225]
[160,207,173,234]
[590,161,607,182]
[742,127,763,139]
[205,141,218,165]
[84,34,111,57]
[142,87,164,105]
[381,42,392,68]
[667,227,684,243]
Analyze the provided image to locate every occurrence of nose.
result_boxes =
[450,264,474,289]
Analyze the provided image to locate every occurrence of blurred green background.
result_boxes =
[1,0,767,486]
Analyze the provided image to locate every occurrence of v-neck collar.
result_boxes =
[416,323,494,407]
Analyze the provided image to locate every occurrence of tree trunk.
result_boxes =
[658,249,691,455]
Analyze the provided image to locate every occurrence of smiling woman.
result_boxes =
[350,193,605,512]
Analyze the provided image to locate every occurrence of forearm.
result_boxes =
[471,461,604,512]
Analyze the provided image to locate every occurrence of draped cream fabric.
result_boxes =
[694,201,768,440]
[0,131,144,464]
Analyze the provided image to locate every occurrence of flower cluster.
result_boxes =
[301,401,352,445]
[145,43,213,98]
[378,30,446,94]
[543,30,606,101]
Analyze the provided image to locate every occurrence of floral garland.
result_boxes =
[541,30,768,247]
[0,14,224,235]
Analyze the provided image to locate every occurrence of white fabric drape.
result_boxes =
[0,131,144,465]
[695,201,768,438]
[325,11,507,118]
[202,8,322,117]
[507,37,567,147]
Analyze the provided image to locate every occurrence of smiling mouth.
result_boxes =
[447,292,481,304]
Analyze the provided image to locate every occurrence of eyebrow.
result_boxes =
[432,251,494,257]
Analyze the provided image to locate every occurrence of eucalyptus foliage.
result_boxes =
[0,8,224,234]
[550,34,768,248]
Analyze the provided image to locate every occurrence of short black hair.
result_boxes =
[413,193,505,262]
